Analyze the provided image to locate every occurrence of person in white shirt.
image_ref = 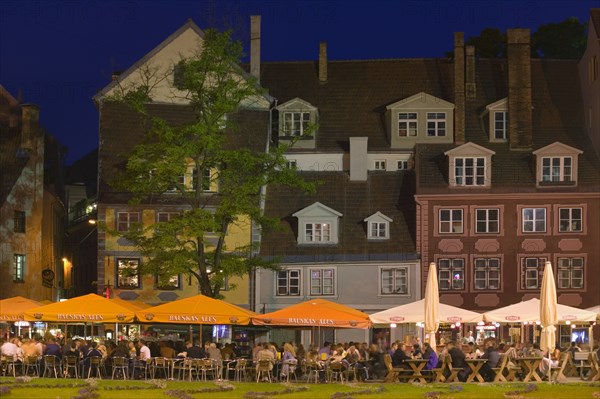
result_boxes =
[1,338,21,361]
[138,339,151,360]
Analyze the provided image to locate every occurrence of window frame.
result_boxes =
[13,254,25,283]
[454,157,486,186]
[558,207,582,233]
[156,212,180,223]
[13,211,26,233]
[282,111,311,137]
[276,269,301,296]
[493,111,508,140]
[521,207,546,233]
[398,112,418,137]
[369,221,388,239]
[541,156,572,183]
[309,268,336,296]
[426,112,446,137]
[437,258,465,291]
[304,222,332,243]
[556,256,584,290]
[116,211,140,232]
[116,258,141,289]
[473,257,501,290]
[397,160,408,170]
[374,160,386,170]
[475,208,500,234]
[438,209,464,234]
[379,266,409,295]
[156,274,181,290]
[519,256,548,290]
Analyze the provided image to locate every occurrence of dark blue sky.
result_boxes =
[1,0,596,164]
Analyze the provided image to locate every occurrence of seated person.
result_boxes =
[422,342,438,371]
[391,342,411,369]
[446,341,470,382]
[479,342,500,382]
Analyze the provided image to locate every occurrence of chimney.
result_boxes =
[250,15,261,82]
[20,103,39,151]
[349,137,368,181]
[507,28,533,150]
[453,32,465,144]
[465,45,476,99]
[319,42,328,83]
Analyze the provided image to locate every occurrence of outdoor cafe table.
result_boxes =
[515,357,543,382]
[465,358,487,383]
[404,359,429,383]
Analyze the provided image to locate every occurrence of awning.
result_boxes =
[0,296,43,322]
[369,299,483,325]
[483,298,597,323]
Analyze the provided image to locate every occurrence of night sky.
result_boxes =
[1,0,596,164]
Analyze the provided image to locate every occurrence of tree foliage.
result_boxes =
[105,29,314,298]
[448,17,587,59]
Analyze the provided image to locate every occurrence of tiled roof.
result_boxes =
[260,58,454,151]
[259,171,417,262]
[416,59,600,193]
[98,101,269,204]
[591,9,600,38]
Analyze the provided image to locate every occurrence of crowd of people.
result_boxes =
[1,332,598,382]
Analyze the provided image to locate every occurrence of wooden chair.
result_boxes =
[492,354,508,382]
[383,353,412,383]
[151,357,169,379]
[563,352,580,377]
[63,356,79,379]
[327,361,345,383]
[111,356,128,380]
[256,358,273,383]
[550,353,569,383]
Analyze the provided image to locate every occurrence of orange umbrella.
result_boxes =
[24,293,136,323]
[252,299,371,329]
[136,294,256,325]
[0,296,43,322]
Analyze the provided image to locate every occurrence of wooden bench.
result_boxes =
[550,353,569,383]
[492,354,508,382]
[431,354,447,383]
[383,354,412,383]
[444,355,460,383]
[587,352,599,382]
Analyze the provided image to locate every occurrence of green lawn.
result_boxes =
[0,377,598,399]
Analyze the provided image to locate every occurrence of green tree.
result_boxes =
[466,28,507,58]
[532,17,587,59]
[106,29,313,298]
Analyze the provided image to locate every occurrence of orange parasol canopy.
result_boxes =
[24,293,136,323]
[136,294,256,325]
[0,296,43,322]
[252,299,371,329]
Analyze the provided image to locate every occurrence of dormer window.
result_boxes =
[484,98,508,142]
[276,98,318,150]
[426,112,446,136]
[533,142,582,187]
[444,143,495,188]
[364,212,392,240]
[398,113,417,136]
[293,202,342,245]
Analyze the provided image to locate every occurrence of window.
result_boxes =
[117,212,140,232]
[305,223,331,243]
[397,160,408,170]
[520,257,547,290]
[374,160,386,170]
[559,208,582,232]
[310,268,335,296]
[542,157,572,183]
[455,157,485,186]
[286,160,297,169]
[192,168,213,192]
[494,111,507,140]
[283,112,310,136]
[276,269,300,296]
[438,258,465,290]
[157,212,179,222]
[370,222,387,239]
[522,208,546,233]
[589,55,598,84]
[557,257,583,289]
[398,112,417,137]
[156,274,180,290]
[426,112,446,136]
[380,267,408,295]
[116,258,140,289]
[13,211,25,233]
[13,254,25,282]
[439,209,463,234]
[474,258,500,290]
[475,208,499,233]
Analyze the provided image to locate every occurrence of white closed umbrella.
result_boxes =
[424,262,439,352]
[540,261,557,380]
